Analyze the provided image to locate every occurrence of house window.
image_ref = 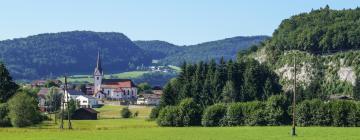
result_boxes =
[83,101,87,103]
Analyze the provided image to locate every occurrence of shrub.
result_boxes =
[313,101,332,126]
[121,107,132,118]
[157,106,181,126]
[296,100,313,126]
[149,106,160,120]
[0,103,11,127]
[178,98,201,126]
[265,95,291,125]
[331,100,353,127]
[225,102,245,126]
[8,93,42,127]
[133,111,139,118]
[201,104,227,127]
[243,101,267,126]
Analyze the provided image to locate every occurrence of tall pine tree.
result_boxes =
[0,63,18,103]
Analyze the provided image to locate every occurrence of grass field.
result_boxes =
[59,71,149,83]
[0,105,359,140]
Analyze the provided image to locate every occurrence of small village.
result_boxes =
[34,52,162,120]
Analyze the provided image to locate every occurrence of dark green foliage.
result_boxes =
[44,80,59,88]
[354,78,360,100]
[149,106,160,120]
[159,82,177,107]
[0,31,153,80]
[270,6,360,53]
[222,81,236,103]
[45,88,62,112]
[177,98,201,126]
[133,72,177,87]
[137,82,152,93]
[0,103,11,127]
[296,100,360,127]
[157,106,181,126]
[157,36,269,66]
[0,63,18,103]
[121,107,132,118]
[224,102,245,126]
[8,93,42,127]
[201,104,227,127]
[243,101,267,126]
[265,95,291,125]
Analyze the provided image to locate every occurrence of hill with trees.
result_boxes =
[0,31,153,80]
[250,6,360,99]
[135,36,268,65]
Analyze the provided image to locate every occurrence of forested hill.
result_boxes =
[136,36,268,65]
[251,6,360,99]
[0,31,153,80]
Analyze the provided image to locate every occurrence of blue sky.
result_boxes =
[1,0,359,45]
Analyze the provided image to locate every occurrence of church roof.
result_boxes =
[94,50,103,75]
[66,90,85,95]
[102,79,136,88]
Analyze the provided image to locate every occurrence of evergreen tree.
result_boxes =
[222,81,236,103]
[160,83,176,107]
[0,63,18,103]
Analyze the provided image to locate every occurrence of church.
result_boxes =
[93,51,138,103]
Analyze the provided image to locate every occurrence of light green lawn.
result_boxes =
[0,105,359,140]
[59,71,149,83]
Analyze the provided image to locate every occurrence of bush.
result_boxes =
[157,106,181,126]
[331,100,353,127]
[0,103,11,127]
[225,102,245,126]
[8,93,42,127]
[149,106,160,120]
[178,98,201,126]
[265,95,291,125]
[296,99,360,127]
[121,107,132,118]
[201,104,227,127]
[243,101,267,126]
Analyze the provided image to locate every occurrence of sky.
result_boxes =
[1,0,360,45]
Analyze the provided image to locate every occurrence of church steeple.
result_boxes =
[94,50,103,75]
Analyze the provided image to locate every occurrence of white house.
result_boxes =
[137,94,161,106]
[64,89,85,103]
[76,95,99,108]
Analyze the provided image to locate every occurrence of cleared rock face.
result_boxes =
[337,67,356,86]
[253,48,267,64]
[276,63,314,91]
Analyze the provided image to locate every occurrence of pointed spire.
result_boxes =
[95,50,103,75]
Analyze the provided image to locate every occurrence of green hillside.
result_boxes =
[250,6,360,99]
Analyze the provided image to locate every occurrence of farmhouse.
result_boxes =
[64,89,85,103]
[137,94,161,105]
[93,51,138,102]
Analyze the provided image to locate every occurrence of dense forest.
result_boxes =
[0,31,153,80]
[136,36,268,65]
[0,31,266,81]
[269,6,360,53]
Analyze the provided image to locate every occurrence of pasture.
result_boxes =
[0,105,359,140]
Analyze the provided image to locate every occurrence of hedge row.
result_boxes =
[296,99,360,127]
[157,95,360,127]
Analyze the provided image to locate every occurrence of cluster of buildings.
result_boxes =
[36,52,162,113]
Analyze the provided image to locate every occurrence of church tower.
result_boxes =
[94,50,103,95]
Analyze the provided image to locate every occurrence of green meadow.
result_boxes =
[0,105,359,140]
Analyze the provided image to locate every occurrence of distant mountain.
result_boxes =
[0,31,152,80]
[136,36,269,65]
[0,31,268,81]
[134,40,182,59]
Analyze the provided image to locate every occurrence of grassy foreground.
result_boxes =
[0,105,359,140]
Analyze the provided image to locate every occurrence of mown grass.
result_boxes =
[58,71,149,83]
[1,105,359,140]
[94,104,152,119]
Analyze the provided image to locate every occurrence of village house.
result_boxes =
[37,88,49,112]
[136,94,161,106]
[64,89,85,103]
[93,51,138,103]
[76,95,99,108]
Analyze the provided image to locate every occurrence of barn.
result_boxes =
[71,108,99,120]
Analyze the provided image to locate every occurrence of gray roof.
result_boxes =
[66,90,85,95]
